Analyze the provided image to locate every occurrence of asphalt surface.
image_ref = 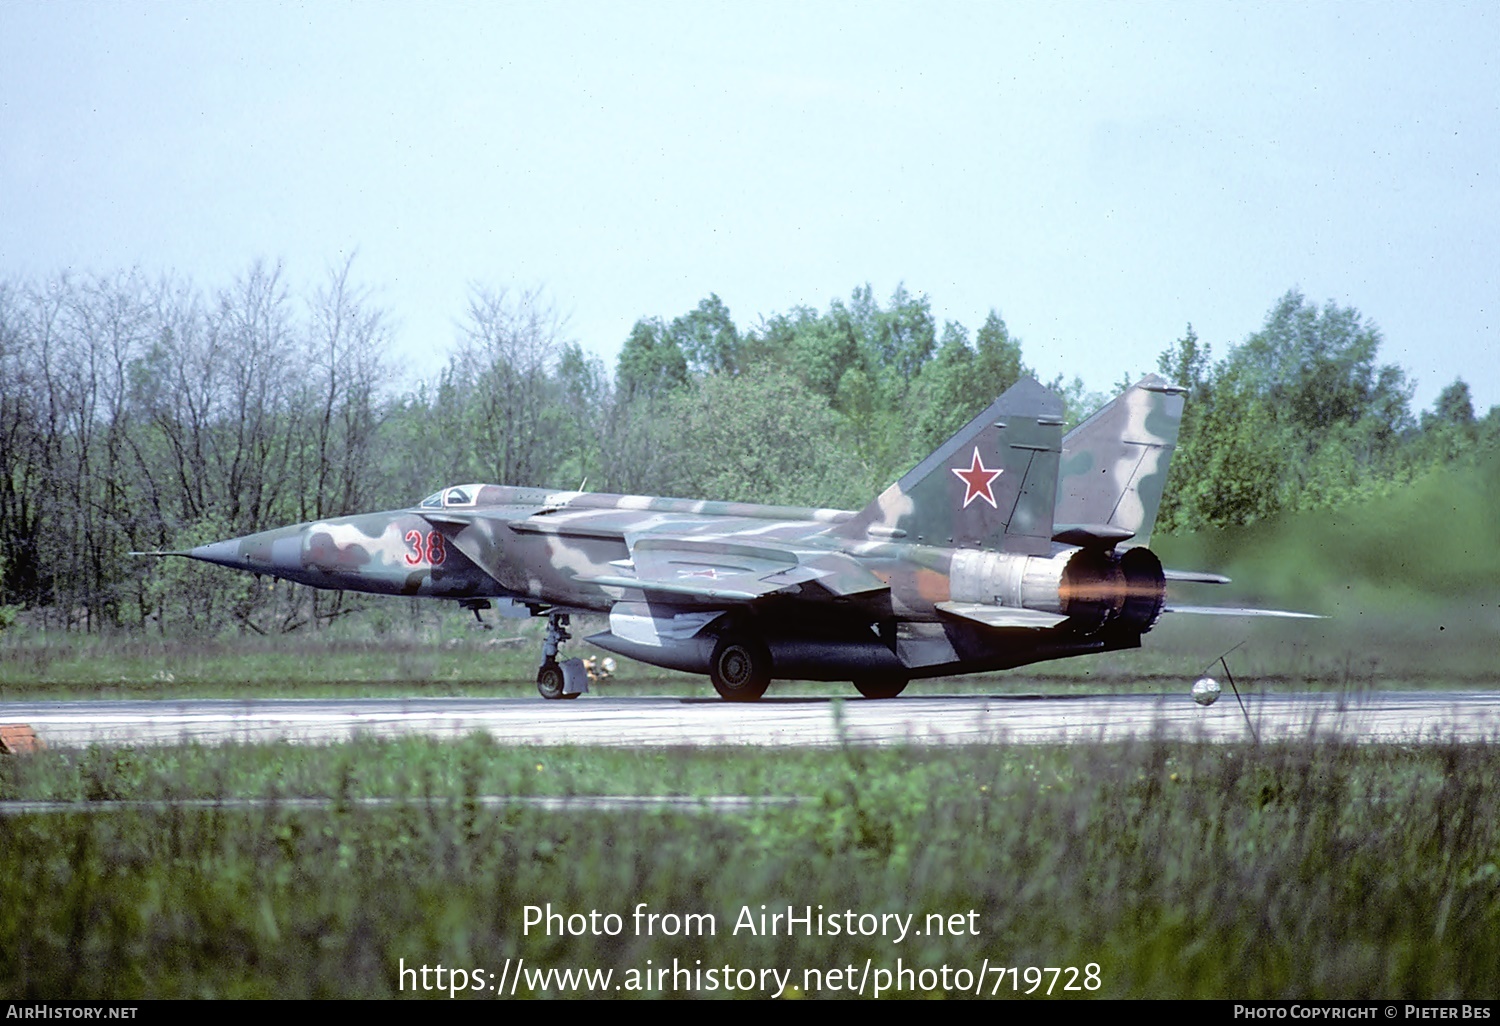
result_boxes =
[3,691,1499,748]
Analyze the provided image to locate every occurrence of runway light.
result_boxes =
[1192,677,1221,706]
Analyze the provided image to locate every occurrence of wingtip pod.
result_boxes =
[835,377,1064,555]
[1058,374,1186,548]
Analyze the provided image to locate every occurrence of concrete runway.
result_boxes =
[3,691,1500,748]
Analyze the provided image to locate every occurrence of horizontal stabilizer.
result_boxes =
[1052,523,1135,547]
[1163,569,1232,585]
[1165,605,1322,619]
[936,601,1070,630]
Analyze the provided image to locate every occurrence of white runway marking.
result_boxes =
[3,692,1499,748]
[0,795,811,816]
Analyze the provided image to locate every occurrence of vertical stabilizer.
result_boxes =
[1056,375,1185,548]
[835,377,1064,555]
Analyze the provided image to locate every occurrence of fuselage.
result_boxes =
[181,481,1166,682]
[187,483,914,611]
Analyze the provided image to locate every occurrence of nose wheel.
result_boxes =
[536,611,580,700]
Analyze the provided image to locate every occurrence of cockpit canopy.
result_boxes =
[418,484,485,509]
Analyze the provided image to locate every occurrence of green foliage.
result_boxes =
[420,285,572,489]
[551,342,611,490]
[1163,364,1294,530]
[138,515,262,634]
[653,370,866,508]
[1408,379,1482,469]
[1157,323,1211,395]
[909,312,1030,451]
[1159,448,1500,615]
[865,283,936,385]
[1430,379,1476,427]
[615,317,688,402]
[0,263,398,631]
[1153,292,1480,534]
[1233,290,1408,438]
[753,304,858,402]
[669,293,742,376]
[1047,374,1112,432]
[0,552,15,629]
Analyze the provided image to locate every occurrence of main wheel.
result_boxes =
[709,636,771,702]
[536,662,566,700]
[853,677,908,699]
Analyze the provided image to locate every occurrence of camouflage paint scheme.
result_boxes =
[1057,373,1185,549]
[158,376,1228,699]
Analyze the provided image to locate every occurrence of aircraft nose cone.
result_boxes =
[188,538,253,570]
[189,529,305,573]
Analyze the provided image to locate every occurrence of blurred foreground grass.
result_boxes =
[2,736,1498,998]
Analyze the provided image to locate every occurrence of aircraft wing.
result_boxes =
[576,536,889,603]
[417,507,890,604]
[575,537,810,601]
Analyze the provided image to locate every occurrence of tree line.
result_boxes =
[0,262,1492,632]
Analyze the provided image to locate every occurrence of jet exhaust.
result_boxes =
[948,545,1166,635]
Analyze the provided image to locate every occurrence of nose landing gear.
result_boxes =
[536,610,584,700]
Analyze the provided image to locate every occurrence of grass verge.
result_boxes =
[2,736,1497,998]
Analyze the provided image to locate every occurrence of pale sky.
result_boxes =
[3,0,1497,414]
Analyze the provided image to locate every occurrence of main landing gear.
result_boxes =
[853,676,909,699]
[536,611,580,700]
[709,634,771,702]
[704,626,911,701]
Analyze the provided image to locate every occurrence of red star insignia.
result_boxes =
[679,567,725,579]
[951,447,1002,508]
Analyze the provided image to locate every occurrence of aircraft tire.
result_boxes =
[536,662,566,700]
[853,677,908,699]
[709,636,771,702]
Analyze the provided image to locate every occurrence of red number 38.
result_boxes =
[404,529,447,566]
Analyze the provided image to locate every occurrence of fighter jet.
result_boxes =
[138,376,1312,700]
